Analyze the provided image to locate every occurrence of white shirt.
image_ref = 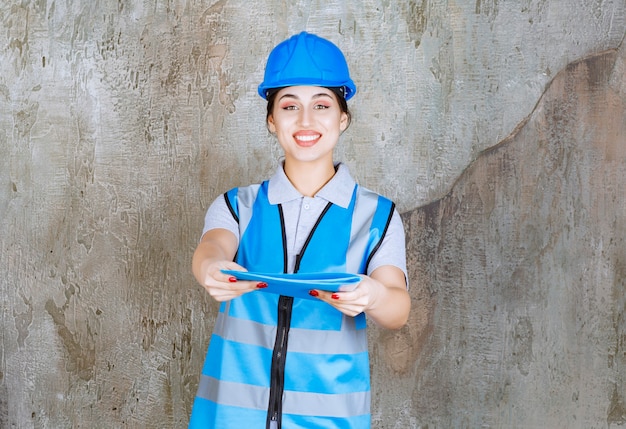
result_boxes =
[202,163,407,282]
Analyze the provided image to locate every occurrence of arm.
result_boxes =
[364,265,411,328]
[312,207,411,329]
[312,265,410,330]
[192,228,260,301]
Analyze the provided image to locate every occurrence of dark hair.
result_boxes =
[265,87,352,130]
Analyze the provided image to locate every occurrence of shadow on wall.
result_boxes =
[386,41,626,425]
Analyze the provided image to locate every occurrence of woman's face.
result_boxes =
[267,86,349,166]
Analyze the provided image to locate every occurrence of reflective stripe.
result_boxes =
[213,311,277,350]
[365,197,395,272]
[212,313,367,354]
[234,184,261,237]
[197,375,269,410]
[346,187,379,272]
[196,375,370,418]
[283,389,370,418]
[289,324,367,353]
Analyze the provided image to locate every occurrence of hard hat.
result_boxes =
[257,31,356,100]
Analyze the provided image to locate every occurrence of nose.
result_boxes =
[298,107,312,127]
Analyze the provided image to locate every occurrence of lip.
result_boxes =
[293,130,321,147]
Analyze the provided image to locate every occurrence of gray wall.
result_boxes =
[1,1,625,428]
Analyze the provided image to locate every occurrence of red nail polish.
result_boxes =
[331,294,340,300]
[228,277,237,283]
[256,282,268,289]
[309,290,319,297]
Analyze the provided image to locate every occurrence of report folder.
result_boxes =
[221,270,361,300]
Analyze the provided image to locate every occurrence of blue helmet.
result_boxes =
[257,31,356,100]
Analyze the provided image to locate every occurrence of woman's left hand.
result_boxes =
[309,265,410,329]
[310,275,381,317]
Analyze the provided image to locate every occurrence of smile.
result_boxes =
[295,134,321,142]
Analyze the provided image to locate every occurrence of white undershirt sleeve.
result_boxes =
[201,194,240,241]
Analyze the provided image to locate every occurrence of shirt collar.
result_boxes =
[267,162,356,208]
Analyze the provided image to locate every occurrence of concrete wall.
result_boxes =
[1,1,624,427]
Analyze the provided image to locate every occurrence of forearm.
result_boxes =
[364,279,411,329]
[192,241,226,284]
[191,228,239,286]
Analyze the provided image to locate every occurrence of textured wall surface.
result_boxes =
[378,44,626,428]
[1,1,625,428]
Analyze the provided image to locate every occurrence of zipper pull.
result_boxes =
[269,413,279,429]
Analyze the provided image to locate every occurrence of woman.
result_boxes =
[189,31,411,429]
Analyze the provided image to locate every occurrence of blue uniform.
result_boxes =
[190,167,401,429]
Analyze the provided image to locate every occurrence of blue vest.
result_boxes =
[189,181,395,429]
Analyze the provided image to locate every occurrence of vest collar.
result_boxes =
[267,162,356,209]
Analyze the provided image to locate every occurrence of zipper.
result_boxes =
[266,203,332,428]
[267,204,291,429]
[267,294,293,429]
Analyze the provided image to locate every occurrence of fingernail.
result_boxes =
[228,277,237,283]
[256,282,268,289]
[331,294,340,300]
[309,290,319,297]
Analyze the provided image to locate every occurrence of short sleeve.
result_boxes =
[201,194,240,240]
[366,209,408,288]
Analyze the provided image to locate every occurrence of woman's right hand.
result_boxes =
[198,260,262,302]
[192,228,262,302]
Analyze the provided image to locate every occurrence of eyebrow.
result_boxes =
[278,92,334,101]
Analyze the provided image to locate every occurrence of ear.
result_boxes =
[267,115,276,133]
[339,112,348,132]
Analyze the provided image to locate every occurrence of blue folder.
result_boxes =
[221,270,361,300]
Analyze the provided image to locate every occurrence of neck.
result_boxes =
[283,160,336,197]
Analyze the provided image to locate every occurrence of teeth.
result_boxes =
[295,134,320,142]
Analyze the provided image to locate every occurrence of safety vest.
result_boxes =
[189,180,395,429]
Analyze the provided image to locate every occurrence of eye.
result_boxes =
[280,104,298,111]
[314,103,331,110]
